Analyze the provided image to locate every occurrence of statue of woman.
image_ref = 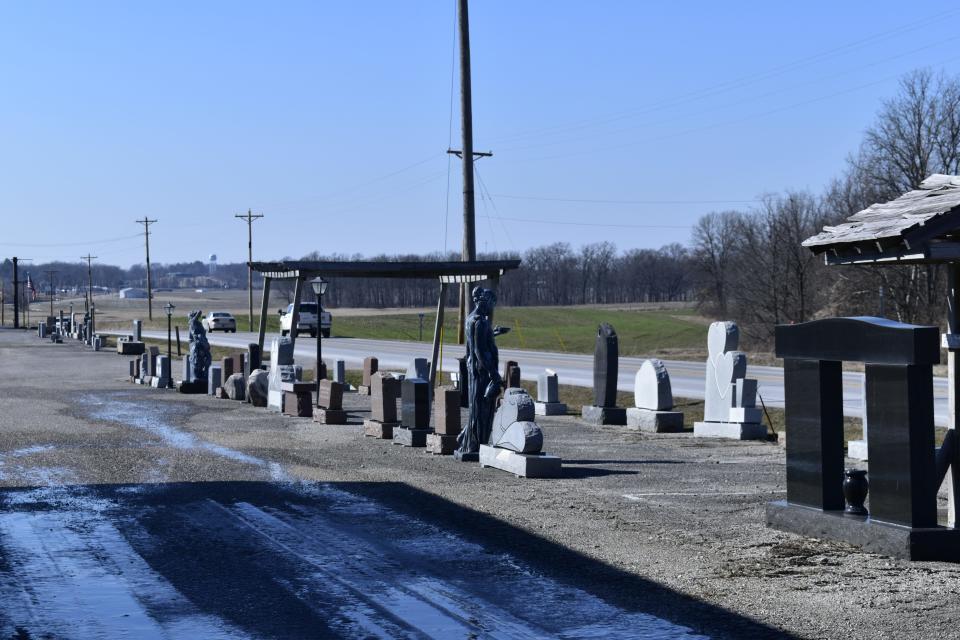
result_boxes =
[456,287,509,459]
[188,309,212,382]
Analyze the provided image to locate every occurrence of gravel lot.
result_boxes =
[1,329,959,639]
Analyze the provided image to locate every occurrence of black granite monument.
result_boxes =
[768,316,960,561]
[581,323,626,425]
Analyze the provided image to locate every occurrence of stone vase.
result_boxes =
[843,469,869,516]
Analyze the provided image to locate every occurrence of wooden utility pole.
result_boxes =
[81,254,97,312]
[136,218,157,320]
[235,209,264,331]
[456,0,476,344]
[44,269,58,316]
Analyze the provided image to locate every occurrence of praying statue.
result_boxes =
[188,309,212,382]
[456,287,510,458]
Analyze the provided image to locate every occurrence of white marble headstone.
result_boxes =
[703,322,747,422]
[634,359,673,410]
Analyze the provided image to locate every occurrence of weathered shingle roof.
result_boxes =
[804,174,960,251]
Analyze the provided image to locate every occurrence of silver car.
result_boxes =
[202,311,237,333]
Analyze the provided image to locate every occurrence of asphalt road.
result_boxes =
[132,329,951,427]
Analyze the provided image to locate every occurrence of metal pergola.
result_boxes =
[248,259,521,388]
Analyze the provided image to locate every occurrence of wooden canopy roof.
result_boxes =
[804,174,960,265]
[248,259,521,282]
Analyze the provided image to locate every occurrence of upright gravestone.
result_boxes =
[503,361,521,389]
[581,323,626,425]
[333,360,346,386]
[693,322,766,440]
[245,343,261,378]
[427,386,461,455]
[147,346,160,379]
[208,364,222,396]
[312,379,345,423]
[153,355,172,389]
[363,372,400,438]
[133,319,142,342]
[138,352,149,384]
[406,358,430,382]
[268,336,297,411]
[394,377,431,447]
[847,393,869,461]
[38,322,46,339]
[627,359,684,432]
[221,356,235,387]
[534,369,567,416]
[358,357,379,395]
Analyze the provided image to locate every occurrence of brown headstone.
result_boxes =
[362,356,379,387]
[318,379,344,410]
[283,391,313,418]
[433,386,461,436]
[371,372,398,423]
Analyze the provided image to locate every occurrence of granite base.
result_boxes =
[693,421,767,440]
[627,407,684,433]
[479,445,562,478]
[581,405,626,425]
[534,401,567,416]
[363,419,398,439]
[392,427,431,447]
[766,500,960,562]
[426,433,458,455]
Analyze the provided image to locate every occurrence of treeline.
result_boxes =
[692,69,960,344]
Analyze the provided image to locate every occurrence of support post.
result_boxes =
[429,282,449,389]
[257,276,272,351]
[12,257,19,330]
[946,263,960,527]
[289,277,304,350]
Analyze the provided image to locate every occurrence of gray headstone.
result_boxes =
[406,357,430,381]
[490,388,542,454]
[702,321,747,422]
[183,355,194,383]
[593,323,618,407]
[334,360,346,384]
[208,365,222,395]
[537,371,559,403]
[634,359,673,411]
[156,355,171,386]
[133,319,142,342]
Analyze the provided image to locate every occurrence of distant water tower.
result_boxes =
[208,253,217,276]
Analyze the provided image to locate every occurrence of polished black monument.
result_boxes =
[581,323,626,425]
[768,316,960,561]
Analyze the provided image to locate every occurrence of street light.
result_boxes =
[164,303,175,386]
[310,278,328,406]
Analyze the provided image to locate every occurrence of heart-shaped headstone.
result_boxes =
[707,321,739,358]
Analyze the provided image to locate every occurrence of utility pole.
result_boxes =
[81,254,96,312]
[12,257,19,329]
[235,209,264,331]
[136,218,157,320]
[456,0,476,344]
[45,269,58,316]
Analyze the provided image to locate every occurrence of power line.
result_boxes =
[0,233,141,248]
[479,215,691,229]
[489,7,960,147]
[491,194,761,205]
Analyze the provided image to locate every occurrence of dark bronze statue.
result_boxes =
[188,309,212,382]
[456,287,509,459]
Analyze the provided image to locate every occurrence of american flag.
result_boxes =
[25,273,36,301]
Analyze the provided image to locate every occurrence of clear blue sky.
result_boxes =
[2,1,959,266]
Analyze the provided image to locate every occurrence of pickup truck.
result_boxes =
[279,302,331,338]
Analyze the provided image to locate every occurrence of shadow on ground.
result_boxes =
[0,481,793,639]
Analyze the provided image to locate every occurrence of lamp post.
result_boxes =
[164,303,175,375]
[311,278,328,406]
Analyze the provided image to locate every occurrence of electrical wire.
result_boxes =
[490,194,761,205]
[478,215,690,230]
